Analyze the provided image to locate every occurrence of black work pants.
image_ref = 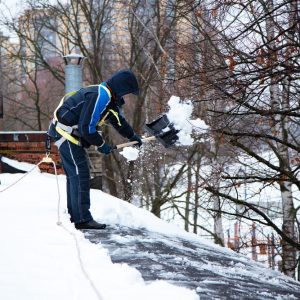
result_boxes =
[59,140,93,224]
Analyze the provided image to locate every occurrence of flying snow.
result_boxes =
[166,96,209,146]
[119,95,209,159]
[120,147,140,161]
[189,118,209,132]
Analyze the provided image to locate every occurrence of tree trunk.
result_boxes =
[266,0,296,278]
[213,193,225,246]
[280,181,296,277]
[151,160,162,218]
[151,199,161,218]
[185,164,192,232]
[124,162,134,202]
[103,155,118,197]
[193,157,201,234]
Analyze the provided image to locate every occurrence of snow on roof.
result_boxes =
[1,158,299,300]
[0,158,199,300]
[1,156,38,172]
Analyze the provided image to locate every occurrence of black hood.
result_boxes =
[106,69,139,100]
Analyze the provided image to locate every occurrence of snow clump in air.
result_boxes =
[120,146,140,161]
[166,96,209,146]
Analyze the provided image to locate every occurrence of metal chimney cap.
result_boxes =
[63,53,85,58]
[63,53,86,65]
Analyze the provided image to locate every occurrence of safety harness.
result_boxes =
[52,90,80,145]
[52,84,121,147]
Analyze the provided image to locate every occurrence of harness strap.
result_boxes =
[54,136,67,149]
[52,120,74,133]
[53,91,77,122]
[98,109,121,126]
[55,126,81,146]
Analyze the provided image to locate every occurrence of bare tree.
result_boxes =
[182,0,300,278]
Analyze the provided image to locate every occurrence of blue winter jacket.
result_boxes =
[56,70,139,147]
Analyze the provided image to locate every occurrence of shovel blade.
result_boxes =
[156,127,179,148]
[145,114,179,148]
[145,114,170,135]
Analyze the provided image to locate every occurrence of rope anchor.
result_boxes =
[42,153,54,164]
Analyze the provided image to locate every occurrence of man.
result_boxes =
[48,69,142,230]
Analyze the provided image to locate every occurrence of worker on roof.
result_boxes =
[48,69,142,230]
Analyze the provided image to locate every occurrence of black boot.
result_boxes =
[75,220,106,230]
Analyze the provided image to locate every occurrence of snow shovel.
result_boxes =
[114,114,179,150]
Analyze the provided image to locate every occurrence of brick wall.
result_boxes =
[0,132,103,189]
[0,132,64,174]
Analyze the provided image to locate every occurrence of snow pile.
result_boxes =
[0,160,199,300]
[166,96,209,146]
[120,146,140,161]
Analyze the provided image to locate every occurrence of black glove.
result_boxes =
[97,143,112,155]
[130,134,142,147]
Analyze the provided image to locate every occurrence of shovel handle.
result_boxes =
[114,136,156,150]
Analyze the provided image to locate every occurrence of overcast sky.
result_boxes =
[1,0,26,16]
